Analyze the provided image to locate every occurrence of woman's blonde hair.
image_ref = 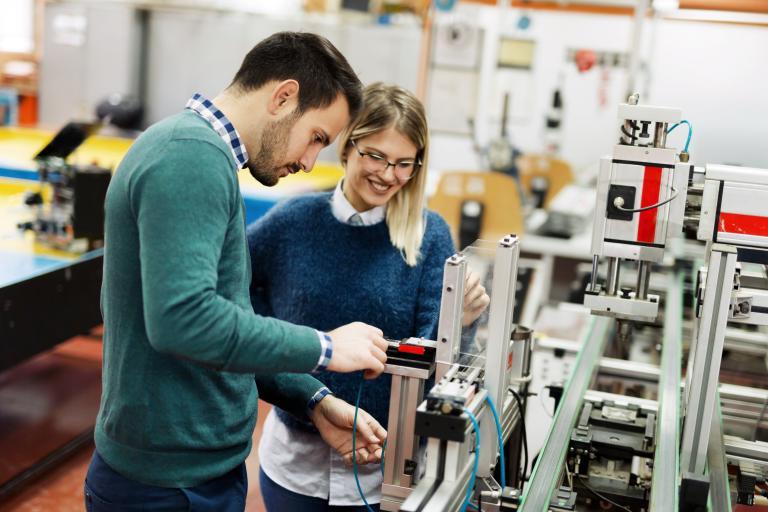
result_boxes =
[337,83,429,267]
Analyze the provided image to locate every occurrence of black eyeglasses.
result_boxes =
[351,140,422,182]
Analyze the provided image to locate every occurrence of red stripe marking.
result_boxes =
[637,166,663,243]
[398,345,425,355]
[719,212,768,237]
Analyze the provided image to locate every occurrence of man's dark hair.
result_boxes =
[230,32,362,117]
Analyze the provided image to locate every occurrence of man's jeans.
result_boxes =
[84,451,247,511]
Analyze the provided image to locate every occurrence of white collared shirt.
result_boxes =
[258,411,383,506]
[331,179,386,226]
[258,178,385,506]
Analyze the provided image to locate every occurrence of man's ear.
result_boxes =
[267,80,299,116]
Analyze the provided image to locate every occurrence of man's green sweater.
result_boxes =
[96,111,324,487]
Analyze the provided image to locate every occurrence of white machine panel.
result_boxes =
[604,162,674,248]
[617,104,682,124]
[707,164,768,186]
[697,179,721,243]
[612,144,677,166]
[584,292,660,320]
[715,181,768,249]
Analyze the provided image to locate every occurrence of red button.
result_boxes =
[398,345,425,355]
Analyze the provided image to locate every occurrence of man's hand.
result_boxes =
[462,269,491,327]
[326,322,388,379]
[308,394,387,467]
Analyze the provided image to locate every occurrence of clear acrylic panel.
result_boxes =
[444,239,498,371]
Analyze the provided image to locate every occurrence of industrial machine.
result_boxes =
[584,93,688,324]
[17,122,111,251]
[374,94,768,511]
[377,237,533,511]
[526,95,768,511]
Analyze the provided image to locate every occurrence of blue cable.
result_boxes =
[667,119,693,153]
[352,378,483,512]
[484,394,506,489]
[462,408,481,512]
[352,376,376,512]
[380,439,387,476]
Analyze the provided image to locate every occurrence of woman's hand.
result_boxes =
[462,269,490,327]
[308,394,387,467]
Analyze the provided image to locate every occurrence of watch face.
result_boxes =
[488,139,514,170]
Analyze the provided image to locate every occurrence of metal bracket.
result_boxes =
[606,184,636,221]
[679,472,710,512]
[435,253,467,383]
[731,294,753,319]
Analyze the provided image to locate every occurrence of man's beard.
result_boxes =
[246,112,300,187]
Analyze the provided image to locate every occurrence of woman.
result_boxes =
[247,83,489,511]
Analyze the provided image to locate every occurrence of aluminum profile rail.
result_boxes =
[708,394,732,511]
[649,272,683,510]
[723,436,768,463]
[519,316,611,511]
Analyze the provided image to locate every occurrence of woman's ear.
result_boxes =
[340,143,352,168]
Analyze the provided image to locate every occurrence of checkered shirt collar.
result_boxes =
[185,93,248,170]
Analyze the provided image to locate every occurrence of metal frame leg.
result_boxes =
[681,244,738,477]
[481,236,520,478]
[381,374,427,510]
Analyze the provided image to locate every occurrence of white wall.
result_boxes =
[427,4,768,176]
[0,0,35,53]
[37,2,423,152]
[144,9,421,126]
[39,2,145,126]
[647,19,768,168]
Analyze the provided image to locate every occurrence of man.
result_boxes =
[85,32,387,511]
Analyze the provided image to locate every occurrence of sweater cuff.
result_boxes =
[307,386,332,412]
[313,330,333,372]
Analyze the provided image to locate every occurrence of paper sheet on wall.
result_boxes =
[432,21,482,69]
[52,13,87,47]
[427,68,478,135]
